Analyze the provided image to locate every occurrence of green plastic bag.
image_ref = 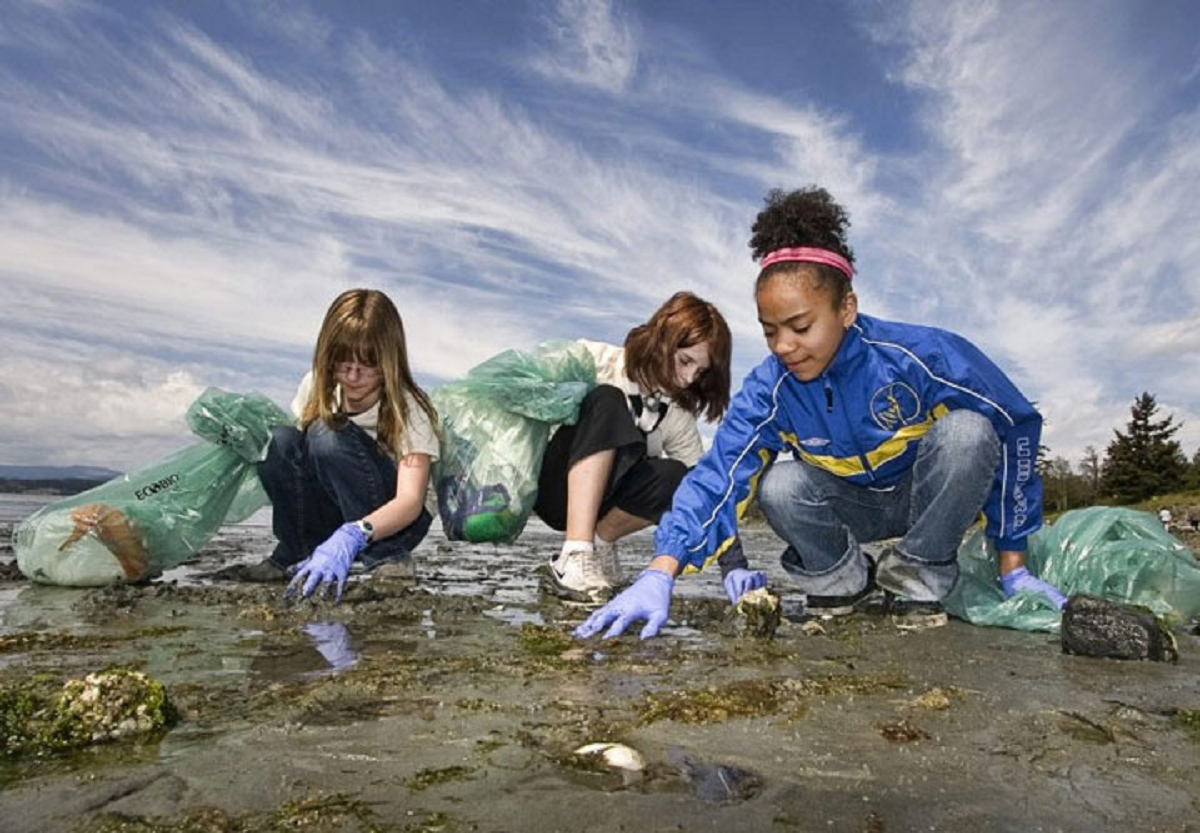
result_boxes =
[433,342,596,543]
[14,388,291,586]
[945,507,1200,632]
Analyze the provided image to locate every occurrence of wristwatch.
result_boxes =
[352,519,374,543]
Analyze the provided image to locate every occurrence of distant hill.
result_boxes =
[0,465,122,496]
[0,465,122,481]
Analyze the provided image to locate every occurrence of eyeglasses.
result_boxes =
[335,361,380,380]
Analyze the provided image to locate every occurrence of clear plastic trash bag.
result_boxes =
[433,342,596,543]
[945,506,1200,632]
[14,388,291,586]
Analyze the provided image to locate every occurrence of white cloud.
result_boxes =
[529,0,640,94]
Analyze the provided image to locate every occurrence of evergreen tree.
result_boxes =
[1079,445,1102,501]
[1100,392,1188,503]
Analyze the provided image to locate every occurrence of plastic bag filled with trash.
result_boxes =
[945,506,1200,632]
[433,341,596,543]
[14,388,291,586]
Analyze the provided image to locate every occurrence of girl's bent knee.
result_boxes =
[758,461,816,517]
[930,410,999,459]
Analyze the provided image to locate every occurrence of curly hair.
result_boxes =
[624,291,731,421]
[748,186,855,307]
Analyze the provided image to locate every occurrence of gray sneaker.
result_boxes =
[212,559,287,583]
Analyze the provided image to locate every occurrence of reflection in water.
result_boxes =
[303,621,358,676]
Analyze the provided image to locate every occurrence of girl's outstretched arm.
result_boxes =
[362,453,431,539]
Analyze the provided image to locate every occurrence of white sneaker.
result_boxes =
[595,537,622,585]
[547,543,612,603]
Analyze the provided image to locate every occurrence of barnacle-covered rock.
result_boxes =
[733,587,782,639]
[1061,594,1179,662]
[1,669,175,756]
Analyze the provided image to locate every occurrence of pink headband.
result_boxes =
[760,247,854,280]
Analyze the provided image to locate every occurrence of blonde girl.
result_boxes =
[231,289,438,601]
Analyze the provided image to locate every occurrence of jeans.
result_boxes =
[258,421,432,570]
[758,409,1000,601]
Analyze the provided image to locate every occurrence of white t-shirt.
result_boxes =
[291,372,439,461]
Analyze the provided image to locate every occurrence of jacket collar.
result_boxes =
[813,316,867,383]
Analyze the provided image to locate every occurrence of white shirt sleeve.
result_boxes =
[291,372,313,421]
[399,392,440,462]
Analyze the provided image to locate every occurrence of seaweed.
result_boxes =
[82,791,401,832]
[404,765,477,792]
[1172,709,1200,742]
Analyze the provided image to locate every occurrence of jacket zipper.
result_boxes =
[823,373,875,482]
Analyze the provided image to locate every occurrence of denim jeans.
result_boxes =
[258,421,432,570]
[758,409,1000,601]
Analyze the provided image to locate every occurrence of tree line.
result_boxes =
[1039,392,1200,512]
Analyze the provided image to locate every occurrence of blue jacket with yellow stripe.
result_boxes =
[654,313,1043,571]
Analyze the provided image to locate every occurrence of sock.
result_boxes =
[559,539,594,559]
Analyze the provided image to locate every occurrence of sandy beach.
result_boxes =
[2,493,1198,832]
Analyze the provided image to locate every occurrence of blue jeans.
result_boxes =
[258,421,432,570]
[758,410,1000,601]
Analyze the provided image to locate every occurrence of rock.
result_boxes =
[666,748,762,804]
[733,587,782,639]
[1061,594,1179,662]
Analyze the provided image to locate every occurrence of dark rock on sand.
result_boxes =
[1061,593,1179,662]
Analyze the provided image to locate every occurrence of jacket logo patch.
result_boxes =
[799,437,830,447]
[870,382,921,430]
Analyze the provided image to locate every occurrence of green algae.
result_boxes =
[635,672,909,726]
[0,626,189,655]
[637,678,806,725]
[516,623,575,657]
[82,791,399,832]
[404,764,477,792]
[1,669,175,757]
[1173,708,1200,741]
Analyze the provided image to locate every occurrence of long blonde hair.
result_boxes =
[300,289,437,458]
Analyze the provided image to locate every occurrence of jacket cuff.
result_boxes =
[717,538,750,579]
[993,536,1028,552]
[655,536,696,568]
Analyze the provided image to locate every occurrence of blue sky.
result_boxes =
[1,0,1198,471]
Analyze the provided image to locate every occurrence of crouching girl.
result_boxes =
[537,292,732,603]
[227,288,439,601]
[578,187,1064,639]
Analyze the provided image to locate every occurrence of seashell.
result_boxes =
[573,742,646,771]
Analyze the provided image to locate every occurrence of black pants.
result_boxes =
[533,385,687,532]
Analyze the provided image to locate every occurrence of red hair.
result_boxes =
[624,292,731,421]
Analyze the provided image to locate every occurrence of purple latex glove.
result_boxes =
[999,566,1067,610]
[723,568,767,605]
[574,569,674,640]
[303,621,358,675]
[285,522,368,603]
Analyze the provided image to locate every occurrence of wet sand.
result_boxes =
[1,497,1198,832]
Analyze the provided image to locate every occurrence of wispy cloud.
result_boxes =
[1,0,1197,471]
[528,0,640,94]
